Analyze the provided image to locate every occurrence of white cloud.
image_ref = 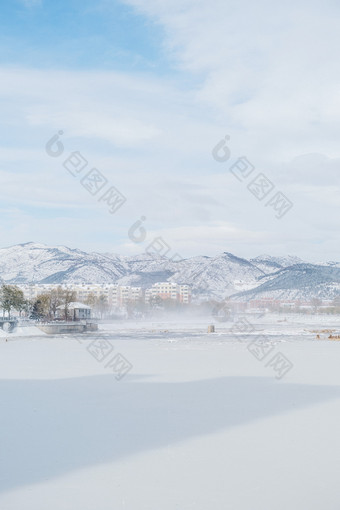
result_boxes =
[121,0,340,162]
[1,0,340,266]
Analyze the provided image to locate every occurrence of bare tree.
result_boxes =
[311,297,321,314]
[49,286,66,319]
[63,290,77,321]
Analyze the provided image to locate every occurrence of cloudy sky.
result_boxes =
[0,0,339,261]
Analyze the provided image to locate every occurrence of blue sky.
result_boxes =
[0,0,339,261]
[0,0,165,72]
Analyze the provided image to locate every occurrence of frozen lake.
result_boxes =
[1,314,340,509]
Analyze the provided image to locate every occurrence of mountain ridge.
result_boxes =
[0,242,339,301]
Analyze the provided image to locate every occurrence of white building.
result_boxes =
[17,282,189,307]
[145,282,191,304]
[56,302,92,321]
[18,283,143,308]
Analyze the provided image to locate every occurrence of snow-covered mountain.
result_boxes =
[0,242,339,300]
[0,243,126,284]
[234,263,340,301]
[249,254,304,274]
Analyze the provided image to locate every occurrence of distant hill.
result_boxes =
[0,242,339,301]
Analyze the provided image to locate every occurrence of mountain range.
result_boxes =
[0,242,339,301]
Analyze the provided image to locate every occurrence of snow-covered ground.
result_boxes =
[1,314,340,509]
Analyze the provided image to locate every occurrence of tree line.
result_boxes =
[30,287,77,320]
[0,285,111,321]
[0,285,27,319]
[0,285,77,320]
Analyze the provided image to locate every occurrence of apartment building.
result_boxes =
[17,283,143,307]
[18,282,189,306]
[179,284,191,303]
[145,282,191,304]
[116,286,143,305]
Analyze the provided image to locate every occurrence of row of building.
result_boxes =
[16,282,192,306]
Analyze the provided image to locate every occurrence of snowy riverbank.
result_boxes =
[1,316,340,509]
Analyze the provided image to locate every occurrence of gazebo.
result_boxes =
[56,302,92,321]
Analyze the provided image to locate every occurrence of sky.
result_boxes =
[0,0,339,261]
